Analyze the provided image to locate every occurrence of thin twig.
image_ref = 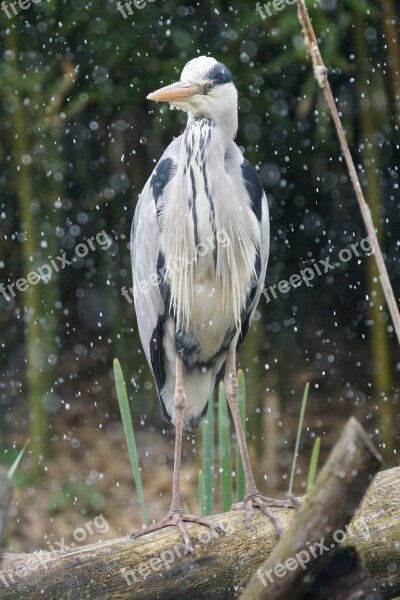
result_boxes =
[295,0,400,346]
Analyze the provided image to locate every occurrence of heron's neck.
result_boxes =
[187,110,237,149]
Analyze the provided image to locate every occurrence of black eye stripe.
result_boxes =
[207,62,234,85]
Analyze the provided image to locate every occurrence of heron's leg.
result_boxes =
[224,345,291,536]
[131,355,224,553]
[169,354,186,513]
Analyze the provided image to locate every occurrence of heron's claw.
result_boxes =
[131,511,225,554]
[231,494,295,537]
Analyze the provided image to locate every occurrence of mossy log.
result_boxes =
[1,419,399,600]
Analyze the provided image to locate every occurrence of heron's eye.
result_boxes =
[203,82,215,94]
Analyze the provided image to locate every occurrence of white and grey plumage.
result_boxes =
[131,56,288,552]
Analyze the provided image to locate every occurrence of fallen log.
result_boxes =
[0,421,399,600]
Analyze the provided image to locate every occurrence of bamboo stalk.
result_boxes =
[354,10,395,460]
[3,34,78,477]
[381,0,400,128]
[5,28,48,475]
[0,468,11,557]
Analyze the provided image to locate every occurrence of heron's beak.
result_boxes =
[147,81,202,102]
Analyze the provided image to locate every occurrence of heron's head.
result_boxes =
[147,56,238,139]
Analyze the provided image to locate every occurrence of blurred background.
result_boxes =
[0,0,399,553]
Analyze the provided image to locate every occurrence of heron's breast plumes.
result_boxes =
[159,117,260,335]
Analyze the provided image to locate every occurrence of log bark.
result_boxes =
[1,424,399,600]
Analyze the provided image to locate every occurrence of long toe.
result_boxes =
[232,493,293,536]
[172,514,195,554]
[182,514,226,533]
[253,497,284,536]
[259,496,293,508]
[131,513,172,539]
[131,512,225,554]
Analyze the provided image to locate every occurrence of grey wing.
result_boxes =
[130,138,180,393]
[238,157,270,343]
[130,188,163,373]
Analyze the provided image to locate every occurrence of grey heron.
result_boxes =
[131,56,288,552]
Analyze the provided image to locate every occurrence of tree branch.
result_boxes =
[241,417,382,599]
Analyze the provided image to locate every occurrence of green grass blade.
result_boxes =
[306,436,321,494]
[202,394,214,515]
[288,382,310,496]
[113,358,148,526]
[236,369,246,502]
[198,469,206,516]
[7,439,29,480]
[218,382,232,512]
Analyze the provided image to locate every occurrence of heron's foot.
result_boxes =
[231,493,294,537]
[131,510,225,554]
